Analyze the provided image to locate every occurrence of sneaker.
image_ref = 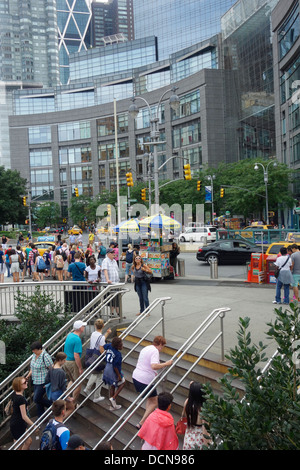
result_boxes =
[272,301,281,304]
[109,404,122,411]
[109,397,121,409]
[93,396,105,403]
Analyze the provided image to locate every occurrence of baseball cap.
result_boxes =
[106,248,115,254]
[66,434,85,450]
[73,320,87,330]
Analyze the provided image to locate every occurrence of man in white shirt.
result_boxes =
[101,248,120,284]
[101,248,120,315]
[274,247,293,304]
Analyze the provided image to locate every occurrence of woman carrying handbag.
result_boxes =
[131,254,153,316]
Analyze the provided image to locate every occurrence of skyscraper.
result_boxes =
[133,0,236,60]
[91,0,134,47]
[57,0,92,84]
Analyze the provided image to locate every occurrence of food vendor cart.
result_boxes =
[139,239,173,279]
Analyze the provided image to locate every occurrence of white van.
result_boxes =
[179,226,216,243]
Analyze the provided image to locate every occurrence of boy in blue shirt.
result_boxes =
[103,337,125,410]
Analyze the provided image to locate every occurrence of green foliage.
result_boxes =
[0,166,27,225]
[0,287,71,382]
[32,201,61,228]
[201,304,300,450]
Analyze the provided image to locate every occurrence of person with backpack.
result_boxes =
[16,245,25,282]
[35,252,47,281]
[54,248,64,281]
[25,341,53,417]
[29,244,39,281]
[125,244,136,283]
[97,241,106,267]
[40,400,70,450]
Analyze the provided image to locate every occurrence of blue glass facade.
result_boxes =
[133,0,236,60]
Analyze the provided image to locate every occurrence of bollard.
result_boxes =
[210,259,218,279]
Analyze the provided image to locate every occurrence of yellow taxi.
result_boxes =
[265,242,290,256]
[68,225,82,235]
[237,223,273,239]
[23,236,56,256]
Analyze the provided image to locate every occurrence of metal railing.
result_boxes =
[94,306,231,450]
[0,280,120,318]
[6,296,171,450]
[0,282,128,431]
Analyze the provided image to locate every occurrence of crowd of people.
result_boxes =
[8,320,210,451]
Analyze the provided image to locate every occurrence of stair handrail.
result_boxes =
[0,283,126,395]
[7,296,171,450]
[93,307,231,450]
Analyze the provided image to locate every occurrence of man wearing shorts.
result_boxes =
[290,244,300,301]
[63,320,86,403]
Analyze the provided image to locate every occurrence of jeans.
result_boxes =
[135,280,149,313]
[33,383,52,417]
[5,262,11,277]
[275,279,290,304]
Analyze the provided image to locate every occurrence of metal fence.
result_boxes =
[0,281,123,319]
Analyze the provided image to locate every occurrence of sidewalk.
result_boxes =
[120,275,279,365]
[2,272,280,365]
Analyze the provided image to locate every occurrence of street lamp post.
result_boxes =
[254,161,277,224]
[129,87,180,211]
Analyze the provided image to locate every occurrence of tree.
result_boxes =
[201,303,300,450]
[0,287,71,383]
[32,201,61,228]
[0,166,27,225]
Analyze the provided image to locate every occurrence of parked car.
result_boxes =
[179,226,216,243]
[196,239,260,264]
[68,225,82,235]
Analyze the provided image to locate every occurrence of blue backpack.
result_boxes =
[40,420,64,450]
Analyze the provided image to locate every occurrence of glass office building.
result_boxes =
[133,0,236,60]
[272,0,300,218]
[222,0,280,162]
[57,0,92,84]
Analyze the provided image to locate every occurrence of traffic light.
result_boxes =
[183,163,192,180]
[141,188,147,201]
[126,172,134,187]
[220,187,225,198]
[74,187,79,197]
[22,196,27,206]
[197,180,201,191]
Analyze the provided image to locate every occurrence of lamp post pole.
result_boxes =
[254,161,277,224]
[129,87,180,212]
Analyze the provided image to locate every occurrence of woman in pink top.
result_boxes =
[132,336,173,429]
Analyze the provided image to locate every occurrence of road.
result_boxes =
[177,252,247,280]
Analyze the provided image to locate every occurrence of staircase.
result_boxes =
[65,333,245,450]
